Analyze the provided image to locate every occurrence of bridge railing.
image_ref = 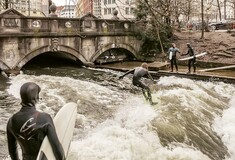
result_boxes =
[0,16,136,37]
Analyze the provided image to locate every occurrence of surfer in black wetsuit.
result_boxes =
[6,82,65,160]
[182,43,196,74]
[119,63,157,105]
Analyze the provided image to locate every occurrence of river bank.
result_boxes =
[95,61,235,83]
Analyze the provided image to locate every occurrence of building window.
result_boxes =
[104,8,107,15]
[108,8,111,14]
[130,7,134,15]
[125,7,129,15]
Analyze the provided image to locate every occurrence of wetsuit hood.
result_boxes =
[20,82,41,107]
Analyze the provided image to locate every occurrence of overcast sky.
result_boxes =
[53,0,76,6]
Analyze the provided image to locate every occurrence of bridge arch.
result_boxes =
[90,42,138,62]
[15,45,87,69]
[0,60,10,71]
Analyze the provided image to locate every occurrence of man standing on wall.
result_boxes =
[167,43,181,72]
[182,43,196,74]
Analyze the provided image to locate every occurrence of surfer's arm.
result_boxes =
[147,72,154,82]
[119,69,135,79]
[45,115,65,160]
[182,50,189,56]
[7,119,20,160]
[177,48,181,53]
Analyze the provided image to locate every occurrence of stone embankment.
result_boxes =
[96,60,235,84]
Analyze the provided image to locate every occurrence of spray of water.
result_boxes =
[3,73,235,160]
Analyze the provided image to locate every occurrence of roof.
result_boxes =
[0,8,26,18]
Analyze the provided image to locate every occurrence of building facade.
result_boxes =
[57,5,76,18]
[187,0,234,23]
[75,0,135,19]
[101,0,135,19]
[0,0,49,17]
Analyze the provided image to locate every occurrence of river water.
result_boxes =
[0,64,235,160]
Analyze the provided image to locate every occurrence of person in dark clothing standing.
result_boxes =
[167,43,181,72]
[182,43,196,74]
[6,82,65,160]
[119,63,157,105]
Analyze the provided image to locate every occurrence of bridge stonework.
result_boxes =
[0,9,144,73]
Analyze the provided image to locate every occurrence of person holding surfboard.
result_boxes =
[167,43,181,72]
[119,63,157,105]
[181,43,196,74]
[6,82,65,160]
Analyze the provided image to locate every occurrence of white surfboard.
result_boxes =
[169,51,173,60]
[179,52,207,61]
[36,102,77,160]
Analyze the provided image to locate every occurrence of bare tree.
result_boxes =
[224,0,227,19]
[216,0,222,21]
[201,0,205,39]
[143,0,165,55]
[227,0,235,18]
[135,0,176,55]
[180,0,194,22]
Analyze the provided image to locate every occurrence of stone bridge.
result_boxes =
[0,8,148,73]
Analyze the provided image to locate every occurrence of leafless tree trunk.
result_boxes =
[201,0,204,39]
[216,0,222,21]
[173,1,182,31]
[232,0,235,18]
[144,0,165,55]
[233,1,235,17]
[224,0,227,19]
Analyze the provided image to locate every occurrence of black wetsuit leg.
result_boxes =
[188,59,192,72]
[172,56,178,71]
[192,57,196,72]
[133,80,153,103]
[170,59,174,72]
[188,57,196,73]
[141,89,148,100]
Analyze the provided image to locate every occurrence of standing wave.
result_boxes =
[4,73,235,160]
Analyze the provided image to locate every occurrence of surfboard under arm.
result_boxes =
[36,102,77,160]
[179,52,207,61]
[169,51,173,60]
[199,65,235,72]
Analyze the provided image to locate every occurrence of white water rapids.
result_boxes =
[1,69,235,160]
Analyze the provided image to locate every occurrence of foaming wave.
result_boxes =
[69,97,210,160]
[213,96,235,160]
[151,76,235,159]
[7,74,124,117]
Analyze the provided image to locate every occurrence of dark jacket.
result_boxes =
[186,46,195,57]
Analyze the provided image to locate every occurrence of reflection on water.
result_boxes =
[0,65,235,160]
